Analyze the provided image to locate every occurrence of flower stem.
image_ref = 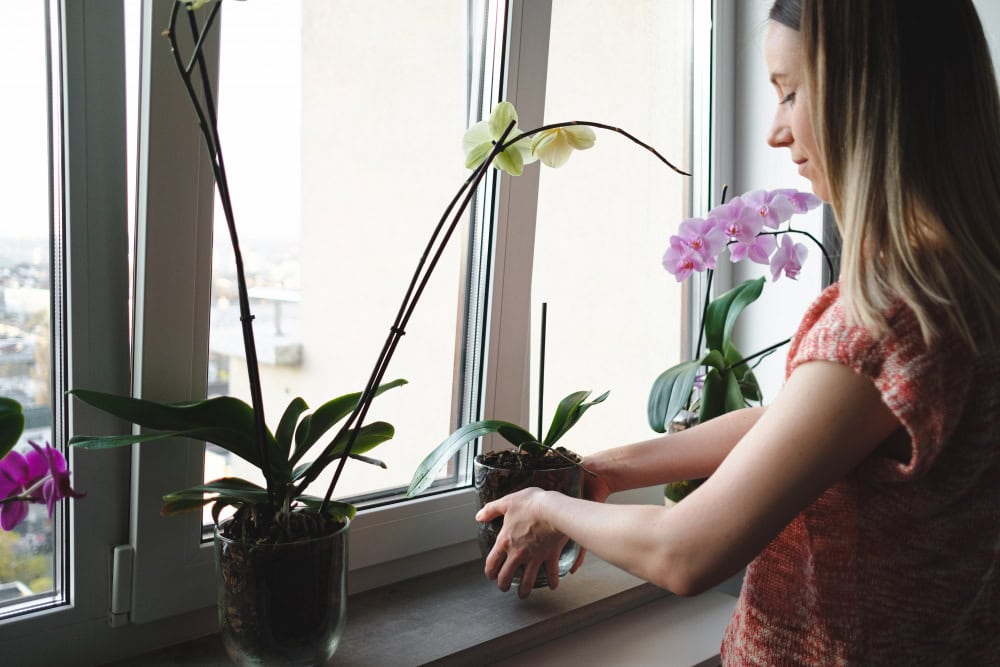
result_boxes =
[306,121,521,513]
[502,121,690,176]
[167,2,274,507]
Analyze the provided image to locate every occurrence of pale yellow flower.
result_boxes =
[530,126,596,168]
[462,102,537,176]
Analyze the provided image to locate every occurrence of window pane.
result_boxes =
[205,1,474,510]
[0,3,57,609]
[529,0,691,455]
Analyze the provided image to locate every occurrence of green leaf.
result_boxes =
[291,379,406,467]
[698,370,726,423]
[406,419,528,497]
[161,477,269,515]
[0,397,25,460]
[542,390,610,447]
[722,370,745,413]
[297,496,357,522]
[646,359,700,433]
[275,397,308,462]
[71,429,248,451]
[703,277,765,352]
[68,389,274,470]
[291,422,396,482]
[724,342,762,403]
[496,423,538,449]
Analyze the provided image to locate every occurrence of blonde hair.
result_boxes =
[784,0,1000,351]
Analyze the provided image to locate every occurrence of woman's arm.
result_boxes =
[584,406,766,498]
[477,360,901,598]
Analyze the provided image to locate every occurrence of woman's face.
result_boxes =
[765,22,830,202]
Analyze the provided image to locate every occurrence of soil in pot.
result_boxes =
[215,515,349,666]
[474,446,583,589]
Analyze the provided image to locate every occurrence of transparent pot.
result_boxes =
[214,518,349,666]
[474,454,582,588]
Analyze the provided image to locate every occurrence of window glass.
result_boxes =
[0,3,57,609]
[205,0,474,510]
[529,0,691,454]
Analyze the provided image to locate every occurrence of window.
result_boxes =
[0,1,58,614]
[3,0,717,660]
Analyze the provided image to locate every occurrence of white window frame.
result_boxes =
[2,0,726,660]
[0,0,135,659]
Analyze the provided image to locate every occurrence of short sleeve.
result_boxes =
[784,284,968,480]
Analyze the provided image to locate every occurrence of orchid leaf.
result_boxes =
[725,342,762,403]
[297,495,357,522]
[406,419,529,497]
[542,390,609,448]
[275,397,308,462]
[646,359,701,433]
[68,389,274,469]
[291,422,395,482]
[496,423,538,449]
[0,397,24,460]
[161,477,269,515]
[698,370,726,423]
[291,379,406,467]
[703,277,765,352]
[723,369,746,413]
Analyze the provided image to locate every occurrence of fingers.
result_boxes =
[475,498,504,523]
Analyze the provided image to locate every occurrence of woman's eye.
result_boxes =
[781,91,796,106]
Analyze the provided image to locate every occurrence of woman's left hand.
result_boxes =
[475,487,569,598]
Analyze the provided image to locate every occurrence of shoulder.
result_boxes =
[785,282,973,479]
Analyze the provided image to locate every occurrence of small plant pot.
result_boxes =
[214,518,349,666]
[474,452,582,588]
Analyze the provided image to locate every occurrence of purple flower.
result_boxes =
[740,190,795,229]
[721,207,777,265]
[674,217,727,269]
[770,235,809,281]
[770,188,822,214]
[0,442,84,531]
[663,240,707,281]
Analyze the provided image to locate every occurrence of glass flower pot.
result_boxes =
[214,518,349,666]
[474,453,582,588]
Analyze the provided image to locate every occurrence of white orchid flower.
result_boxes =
[462,102,537,176]
[530,126,596,168]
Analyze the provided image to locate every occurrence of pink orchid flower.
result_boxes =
[662,240,708,282]
[770,234,809,281]
[0,442,85,531]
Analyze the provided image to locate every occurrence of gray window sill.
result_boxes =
[104,555,738,666]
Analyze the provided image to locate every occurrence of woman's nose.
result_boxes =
[768,116,791,148]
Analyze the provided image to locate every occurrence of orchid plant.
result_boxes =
[649,188,831,500]
[64,0,689,545]
[0,398,85,532]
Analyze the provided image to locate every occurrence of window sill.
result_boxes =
[103,554,737,666]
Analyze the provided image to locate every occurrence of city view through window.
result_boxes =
[0,3,57,605]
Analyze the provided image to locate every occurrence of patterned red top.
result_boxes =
[721,283,1000,665]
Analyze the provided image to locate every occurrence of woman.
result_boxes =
[475,0,1000,662]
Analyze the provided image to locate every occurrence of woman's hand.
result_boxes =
[475,487,568,598]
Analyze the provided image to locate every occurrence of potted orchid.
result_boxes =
[650,188,831,500]
[407,388,608,588]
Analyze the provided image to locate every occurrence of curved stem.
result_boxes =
[694,269,714,360]
[168,2,274,505]
[759,228,835,278]
[725,337,791,371]
[501,120,689,176]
